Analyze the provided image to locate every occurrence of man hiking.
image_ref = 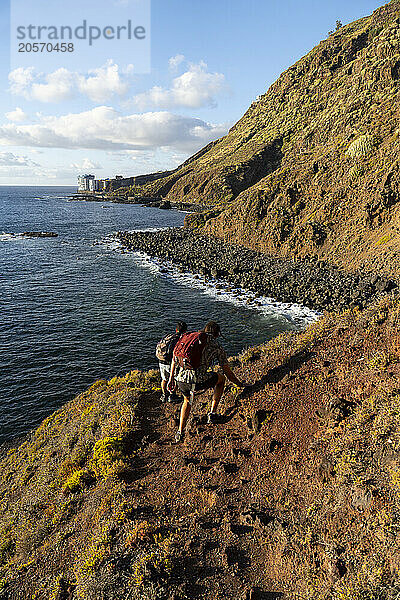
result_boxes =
[156,320,188,403]
[168,320,251,442]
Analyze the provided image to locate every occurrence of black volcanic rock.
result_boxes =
[116,228,397,312]
[21,231,58,238]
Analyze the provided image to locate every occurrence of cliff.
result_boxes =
[122,0,400,277]
[2,4,400,599]
[1,294,400,599]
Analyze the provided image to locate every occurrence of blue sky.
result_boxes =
[0,0,383,185]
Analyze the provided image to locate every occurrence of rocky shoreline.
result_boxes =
[73,193,207,213]
[21,231,58,238]
[116,228,397,312]
[126,197,208,213]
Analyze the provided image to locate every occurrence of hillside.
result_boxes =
[120,0,400,277]
[1,294,400,599]
[2,4,400,599]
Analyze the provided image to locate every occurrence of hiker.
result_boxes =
[156,321,188,403]
[168,320,251,442]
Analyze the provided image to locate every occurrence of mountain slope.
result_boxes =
[124,0,400,277]
[1,294,400,599]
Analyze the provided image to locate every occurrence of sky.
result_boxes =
[0,0,384,186]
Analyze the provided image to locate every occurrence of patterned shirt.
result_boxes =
[174,334,228,384]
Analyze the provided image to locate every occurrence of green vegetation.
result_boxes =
[63,469,94,493]
[1,296,400,597]
[349,164,364,180]
[0,368,163,599]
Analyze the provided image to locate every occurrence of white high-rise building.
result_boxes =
[88,178,100,192]
[77,174,95,191]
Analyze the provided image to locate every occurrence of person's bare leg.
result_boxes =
[161,379,167,396]
[178,396,191,433]
[210,373,225,413]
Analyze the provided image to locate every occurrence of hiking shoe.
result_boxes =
[160,394,169,403]
[174,430,184,443]
[207,412,219,424]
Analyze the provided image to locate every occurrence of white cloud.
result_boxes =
[31,68,76,103]
[70,158,102,171]
[8,61,133,104]
[133,61,228,109]
[7,59,228,111]
[77,61,133,103]
[5,107,29,122]
[168,54,185,71]
[0,153,103,183]
[8,67,35,97]
[0,151,39,167]
[0,106,229,153]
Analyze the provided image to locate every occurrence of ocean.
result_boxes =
[0,186,318,444]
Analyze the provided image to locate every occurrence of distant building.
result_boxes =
[78,170,175,194]
[88,178,100,192]
[77,174,95,191]
[94,179,110,191]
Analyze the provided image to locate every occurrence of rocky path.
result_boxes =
[93,298,400,600]
[2,295,398,599]
[121,346,320,599]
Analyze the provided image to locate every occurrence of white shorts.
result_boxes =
[159,362,171,381]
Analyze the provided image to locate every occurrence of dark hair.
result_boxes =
[176,321,187,334]
[204,320,221,338]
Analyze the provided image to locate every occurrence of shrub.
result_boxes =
[63,469,95,493]
[349,165,364,179]
[91,437,126,478]
[130,534,174,587]
[346,134,380,159]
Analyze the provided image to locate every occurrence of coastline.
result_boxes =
[2,0,400,595]
[116,228,398,312]
[120,247,320,328]
[71,192,208,213]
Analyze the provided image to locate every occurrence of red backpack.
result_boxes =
[173,331,208,370]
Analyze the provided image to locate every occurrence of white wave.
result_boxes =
[129,250,162,275]
[31,196,73,202]
[0,232,25,241]
[126,226,173,233]
[104,239,124,252]
[109,246,319,328]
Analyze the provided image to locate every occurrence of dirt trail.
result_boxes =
[122,347,320,599]
[114,301,400,600]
